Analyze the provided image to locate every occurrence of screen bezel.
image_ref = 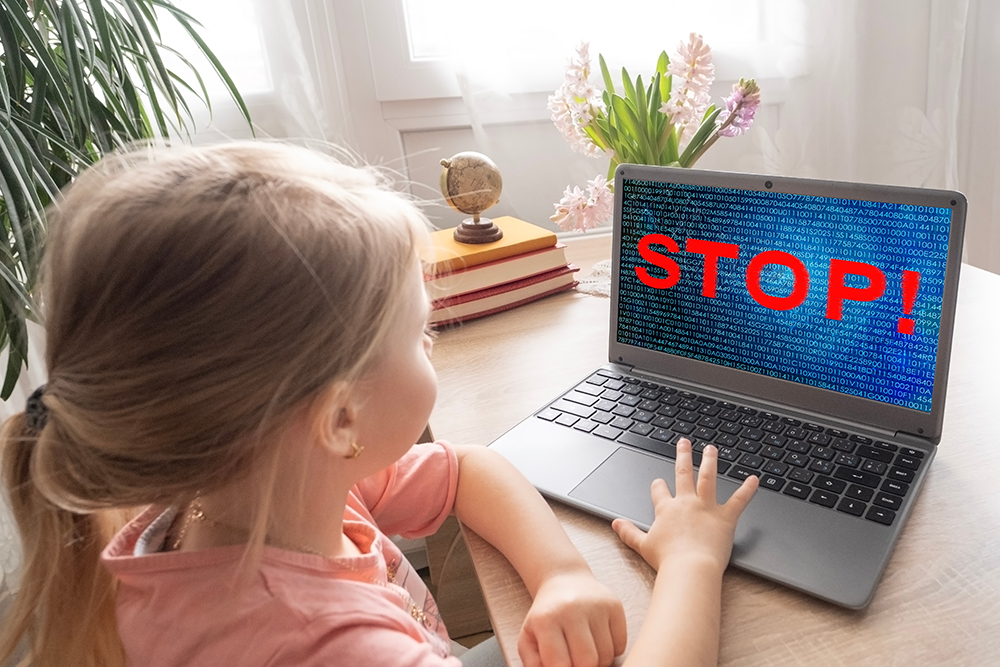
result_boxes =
[610,164,967,444]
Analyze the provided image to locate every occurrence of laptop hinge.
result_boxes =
[893,431,937,450]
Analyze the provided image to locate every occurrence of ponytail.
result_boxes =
[0,413,125,667]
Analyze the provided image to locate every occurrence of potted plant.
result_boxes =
[0,0,250,397]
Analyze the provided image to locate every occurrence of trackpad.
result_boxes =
[569,447,737,529]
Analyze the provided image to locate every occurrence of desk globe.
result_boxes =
[440,151,504,243]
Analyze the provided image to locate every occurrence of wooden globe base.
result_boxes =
[453,217,504,244]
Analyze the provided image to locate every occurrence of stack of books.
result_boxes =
[422,216,579,326]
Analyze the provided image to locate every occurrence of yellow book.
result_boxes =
[421,216,558,276]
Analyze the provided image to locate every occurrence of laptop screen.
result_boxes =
[616,177,954,413]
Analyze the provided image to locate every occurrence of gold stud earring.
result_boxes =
[344,441,364,460]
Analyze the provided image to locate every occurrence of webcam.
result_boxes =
[765,180,773,189]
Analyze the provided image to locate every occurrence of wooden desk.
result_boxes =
[429,234,1000,666]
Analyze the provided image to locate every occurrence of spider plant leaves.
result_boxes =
[0,0,252,397]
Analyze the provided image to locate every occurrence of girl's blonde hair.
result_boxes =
[0,142,430,667]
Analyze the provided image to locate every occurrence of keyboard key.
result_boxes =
[784,452,809,468]
[740,415,763,427]
[781,417,802,426]
[727,465,759,481]
[786,440,811,454]
[630,423,655,436]
[604,380,625,390]
[826,428,849,438]
[657,404,680,417]
[833,467,880,488]
[786,427,808,440]
[677,409,700,422]
[698,404,721,416]
[716,461,732,474]
[762,433,786,447]
[719,409,741,422]
[537,408,560,421]
[621,384,643,396]
[717,447,741,462]
[619,395,643,407]
[865,506,896,526]
[552,399,595,418]
[761,445,785,461]
[739,454,764,469]
[594,399,617,412]
[808,432,831,445]
[737,440,762,453]
[831,438,855,453]
[591,411,614,424]
[612,405,635,417]
[638,399,660,412]
[555,413,579,427]
[845,484,874,502]
[836,498,866,517]
[742,428,765,441]
[720,422,743,435]
[888,467,915,484]
[850,434,873,444]
[674,422,696,435]
[834,453,860,468]
[593,424,623,440]
[652,415,675,429]
[873,441,899,452]
[564,392,598,407]
[576,383,604,396]
[783,482,811,499]
[873,492,903,511]
[811,446,835,460]
[640,389,662,400]
[610,417,634,430]
[881,479,910,496]
[812,476,847,494]
[760,474,786,492]
[716,433,739,447]
[862,460,887,475]
[693,427,716,440]
[600,389,623,401]
[789,468,814,483]
[759,411,780,421]
[596,369,621,379]
[622,377,641,385]
[737,406,758,415]
[803,422,824,432]
[697,416,721,429]
[762,460,788,476]
[894,454,921,471]
[678,391,697,399]
[651,428,676,442]
[696,396,716,404]
[586,374,608,385]
[632,410,655,423]
[679,399,700,411]
[718,401,737,410]
[809,489,838,508]
[808,459,834,474]
[857,445,893,464]
[574,419,598,433]
[899,447,925,459]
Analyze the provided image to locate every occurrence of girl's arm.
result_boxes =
[612,439,759,667]
[451,444,627,667]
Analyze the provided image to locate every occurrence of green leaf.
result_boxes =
[0,8,26,103]
[599,53,615,95]
[679,107,723,166]
[611,94,654,164]
[3,0,75,119]
[657,51,670,76]
[660,68,672,106]
[621,67,636,105]
[60,0,92,140]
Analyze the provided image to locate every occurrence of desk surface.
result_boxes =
[429,234,1000,667]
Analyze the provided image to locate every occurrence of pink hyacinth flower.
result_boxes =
[718,78,761,138]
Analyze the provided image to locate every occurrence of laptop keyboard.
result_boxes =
[537,369,926,526]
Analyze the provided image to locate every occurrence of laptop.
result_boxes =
[489,164,966,609]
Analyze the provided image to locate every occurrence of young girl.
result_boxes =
[0,142,756,667]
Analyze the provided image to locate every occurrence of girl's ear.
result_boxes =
[308,383,360,459]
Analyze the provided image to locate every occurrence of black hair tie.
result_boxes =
[25,384,48,432]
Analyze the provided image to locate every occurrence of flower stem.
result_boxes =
[685,98,743,167]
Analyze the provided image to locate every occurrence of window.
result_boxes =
[365,0,806,101]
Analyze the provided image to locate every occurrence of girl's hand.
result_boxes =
[612,439,758,574]
[517,569,627,667]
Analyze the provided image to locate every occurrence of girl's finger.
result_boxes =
[534,620,571,667]
[724,473,760,521]
[564,617,599,667]
[611,517,646,554]
[697,444,719,502]
[673,438,695,496]
[517,626,543,667]
[589,614,618,667]
[650,477,671,504]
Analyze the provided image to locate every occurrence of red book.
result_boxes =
[424,243,570,301]
[430,265,579,326]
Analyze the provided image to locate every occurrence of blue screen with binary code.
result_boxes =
[616,178,952,412]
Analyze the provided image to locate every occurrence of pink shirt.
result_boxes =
[102,442,463,666]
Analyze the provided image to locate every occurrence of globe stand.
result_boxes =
[453,213,503,244]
